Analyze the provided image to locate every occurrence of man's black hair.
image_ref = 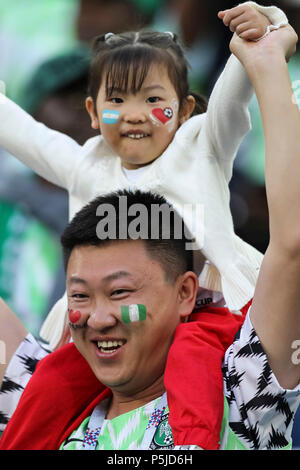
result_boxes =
[61,190,194,282]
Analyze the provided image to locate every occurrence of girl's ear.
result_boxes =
[85,97,100,130]
[179,95,195,125]
[176,271,199,322]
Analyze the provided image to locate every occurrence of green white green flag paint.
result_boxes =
[121,304,146,323]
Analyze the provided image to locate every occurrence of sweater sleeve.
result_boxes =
[0,92,82,191]
[204,2,288,183]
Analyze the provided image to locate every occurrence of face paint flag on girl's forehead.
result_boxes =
[121,304,146,323]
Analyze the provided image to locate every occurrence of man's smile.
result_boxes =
[96,338,126,353]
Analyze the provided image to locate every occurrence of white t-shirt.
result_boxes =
[121,165,149,187]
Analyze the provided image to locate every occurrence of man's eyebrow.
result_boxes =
[67,271,133,286]
[102,271,133,283]
[67,277,88,286]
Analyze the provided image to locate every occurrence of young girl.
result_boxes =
[0,2,289,449]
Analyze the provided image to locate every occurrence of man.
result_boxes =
[1,23,300,450]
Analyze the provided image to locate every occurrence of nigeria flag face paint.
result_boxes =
[121,304,146,323]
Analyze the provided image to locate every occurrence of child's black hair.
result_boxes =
[88,31,207,116]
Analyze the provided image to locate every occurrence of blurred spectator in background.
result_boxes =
[0,0,79,336]
[0,0,79,103]
[76,0,154,42]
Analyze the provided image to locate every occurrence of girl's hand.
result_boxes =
[218,4,271,41]
[229,24,298,69]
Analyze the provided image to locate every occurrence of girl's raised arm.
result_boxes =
[0,90,82,191]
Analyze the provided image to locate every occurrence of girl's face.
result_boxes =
[86,64,195,169]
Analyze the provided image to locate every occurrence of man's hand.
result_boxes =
[218,4,271,41]
[229,24,298,69]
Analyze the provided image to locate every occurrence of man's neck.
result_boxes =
[106,376,165,420]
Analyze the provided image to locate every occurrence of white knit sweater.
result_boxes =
[0,3,288,348]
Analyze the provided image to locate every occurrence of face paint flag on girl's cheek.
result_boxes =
[121,304,147,323]
[102,109,120,124]
[151,107,173,125]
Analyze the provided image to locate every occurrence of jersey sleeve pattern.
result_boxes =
[0,333,50,432]
[222,313,300,449]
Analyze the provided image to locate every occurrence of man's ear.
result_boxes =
[179,95,195,126]
[176,271,199,322]
[85,96,100,130]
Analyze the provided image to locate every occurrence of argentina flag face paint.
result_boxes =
[102,109,120,124]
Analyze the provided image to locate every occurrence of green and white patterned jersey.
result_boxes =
[60,397,165,450]
[60,397,240,451]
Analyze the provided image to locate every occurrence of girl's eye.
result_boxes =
[109,97,123,104]
[147,96,160,103]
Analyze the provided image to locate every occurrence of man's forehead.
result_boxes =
[69,240,145,260]
[66,241,160,282]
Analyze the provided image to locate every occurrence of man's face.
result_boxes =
[66,240,187,396]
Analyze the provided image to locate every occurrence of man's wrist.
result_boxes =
[242,48,286,77]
